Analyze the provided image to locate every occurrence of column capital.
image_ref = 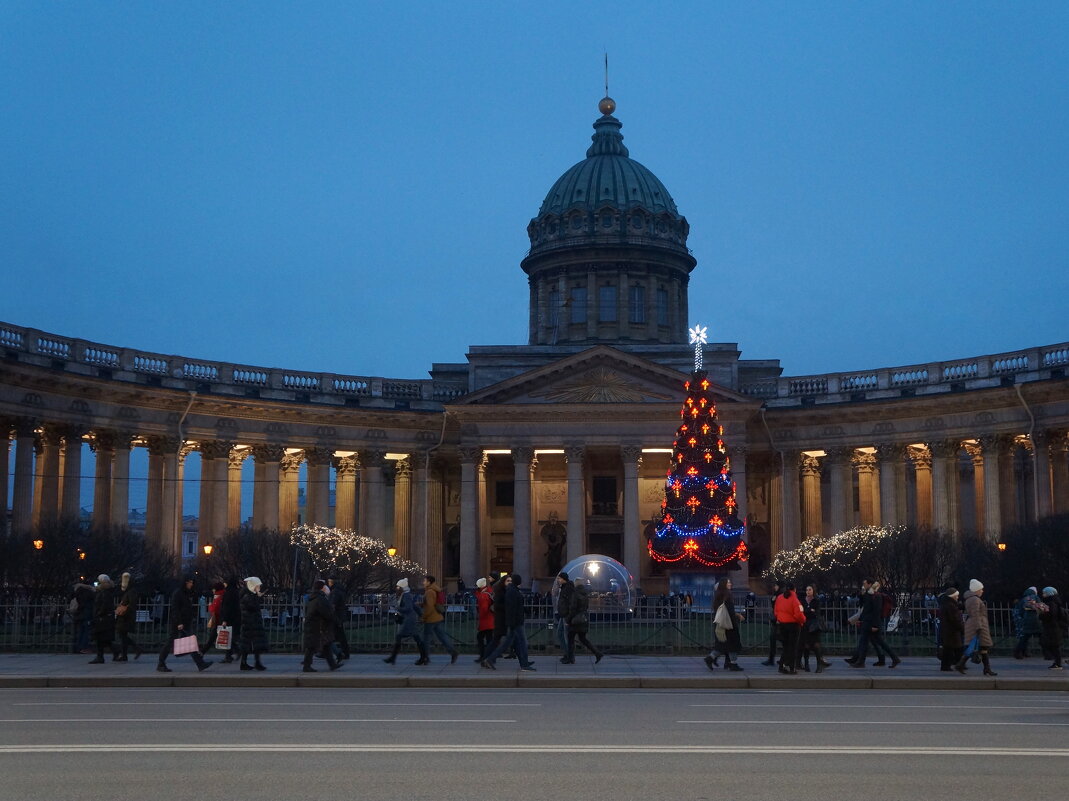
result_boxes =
[332,454,360,477]
[360,449,387,468]
[565,445,585,465]
[13,416,38,438]
[198,439,233,461]
[40,423,66,447]
[909,446,932,470]
[280,451,305,472]
[963,442,983,461]
[823,446,853,465]
[852,451,877,472]
[251,443,286,463]
[90,430,117,453]
[800,454,821,476]
[63,425,89,444]
[874,441,907,462]
[621,445,643,465]
[303,446,334,466]
[147,435,181,456]
[394,457,413,480]
[228,447,251,469]
[927,439,962,460]
[1049,430,1069,455]
[511,446,535,466]
[1030,430,1051,449]
[457,446,482,464]
[409,451,429,470]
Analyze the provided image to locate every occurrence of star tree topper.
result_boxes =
[688,324,708,371]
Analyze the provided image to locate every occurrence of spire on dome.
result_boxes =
[586,100,629,158]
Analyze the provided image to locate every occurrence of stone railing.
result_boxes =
[740,343,1069,406]
[0,321,467,411]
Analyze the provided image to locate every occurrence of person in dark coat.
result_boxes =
[938,588,964,671]
[481,574,535,671]
[88,574,120,664]
[114,571,141,661]
[219,576,241,663]
[564,581,604,664]
[70,581,95,654]
[302,580,340,672]
[238,577,268,671]
[707,578,744,671]
[555,571,575,659]
[800,584,831,673]
[326,576,351,660]
[760,581,782,666]
[383,578,428,664]
[157,576,212,672]
[1038,587,1068,670]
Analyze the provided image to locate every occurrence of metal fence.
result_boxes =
[0,595,1035,658]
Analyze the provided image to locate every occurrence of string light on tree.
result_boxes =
[648,322,748,568]
[764,525,901,581]
[290,524,423,577]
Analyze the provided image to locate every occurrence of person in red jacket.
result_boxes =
[773,583,807,674]
[474,576,495,662]
[200,582,225,655]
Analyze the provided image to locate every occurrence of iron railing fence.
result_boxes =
[0,596,1036,658]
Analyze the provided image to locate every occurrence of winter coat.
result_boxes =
[1015,591,1043,636]
[207,590,224,624]
[568,584,591,634]
[491,577,508,635]
[74,584,95,623]
[963,590,992,649]
[303,590,336,650]
[115,583,137,636]
[220,584,241,628]
[394,590,420,636]
[858,590,881,629]
[713,595,742,654]
[238,589,268,652]
[329,584,348,621]
[169,586,196,636]
[801,596,825,635]
[91,583,116,641]
[475,587,494,632]
[938,594,965,650]
[774,591,806,626]
[1039,595,1068,648]
[421,582,444,624]
[503,584,526,630]
[556,581,575,619]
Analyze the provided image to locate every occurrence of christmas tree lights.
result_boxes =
[290,524,423,577]
[648,324,748,568]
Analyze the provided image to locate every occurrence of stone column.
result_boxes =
[964,443,983,533]
[145,436,180,554]
[227,448,248,530]
[407,453,428,568]
[978,435,1003,541]
[477,453,491,571]
[929,440,961,531]
[912,447,933,528]
[145,438,165,546]
[36,425,63,526]
[31,437,43,526]
[1050,433,1069,516]
[1032,430,1053,520]
[426,458,446,580]
[392,457,412,558]
[458,447,481,585]
[333,454,359,532]
[197,446,215,541]
[622,445,643,580]
[779,449,802,550]
[61,427,86,521]
[565,445,586,563]
[511,447,535,581]
[875,442,905,527]
[11,418,37,534]
[278,452,302,530]
[853,452,878,526]
[997,436,1019,529]
[825,447,852,534]
[360,449,387,543]
[199,440,231,541]
[109,433,133,528]
[304,447,333,526]
[800,455,822,539]
[251,445,283,531]
[91,431,115,529]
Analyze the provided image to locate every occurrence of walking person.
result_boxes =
[774,582,806,674]
[238,577,269,671]
[1013,587,1043,659]
[157,576,212,673]
[219,576,240,663]
[384,578,429,665]
[420,575,459,664]
[200,581,225,655]
[114,572,142,661]
[938,587,964,672]
[800,584,831,673]
[706,578,744,671]
[760,581,782,666]
[474,577,495,662]
[70,580,95,654]
[481,574,536,671]
[88,574,120,664]
[302,580,341,672]
[1038,587,1068,670]
[565,581,604,664]
[326,577,351,661]
[955,579,995,675]
[555,571,575,661]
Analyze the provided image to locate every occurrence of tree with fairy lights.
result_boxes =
[648,324,748,568]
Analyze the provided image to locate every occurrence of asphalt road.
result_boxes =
[1,686,1067,800]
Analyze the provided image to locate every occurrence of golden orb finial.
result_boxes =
[599,96,616,116]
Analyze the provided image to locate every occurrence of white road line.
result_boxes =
[678,720,1069,726]
[13,702,539,707]
[689,704,1062,710]
[0,744,1067,756]
[0,718,514,724]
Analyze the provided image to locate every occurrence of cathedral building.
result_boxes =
[2,97,1067,593]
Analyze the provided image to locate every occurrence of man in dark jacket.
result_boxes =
[219,576,241,663]
[481,574,535,671]
[302,580,341,672]
[846,580,901,669]
[555,571,575,660]
[326,577,351,660]
[157,576,212,673]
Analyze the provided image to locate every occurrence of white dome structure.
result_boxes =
[557,554,636,617]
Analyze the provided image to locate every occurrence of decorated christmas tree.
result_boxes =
[648,324,748,568]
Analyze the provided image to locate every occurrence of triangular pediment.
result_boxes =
[452,346,751,406]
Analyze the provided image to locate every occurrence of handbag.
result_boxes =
[215,625,232,650]
[115,603,129,617]
[713,603,734,630]
[172,634,200,655]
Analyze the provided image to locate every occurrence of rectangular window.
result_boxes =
[570,287,587,324]
[598,285,617,322]
[592,476,618,516]
[629,285,645,324]
[657,288,669,326]
[495,480,515,508]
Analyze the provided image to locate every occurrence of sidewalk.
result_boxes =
[0,652,1065,690]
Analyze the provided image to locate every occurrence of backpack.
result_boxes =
[434,589,447,615]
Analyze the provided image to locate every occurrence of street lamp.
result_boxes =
[77,549,86,561]
[997,542,1007,552]
[387,546,397,558]
[32,539,44,550]
[202,543,213,556]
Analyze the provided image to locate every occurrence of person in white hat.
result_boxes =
[955,580,995,675]
[238,577,268,671]
[383,577,428,665]
[474,576,495,662]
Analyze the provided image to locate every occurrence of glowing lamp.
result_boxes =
[32,539,44,550]
[202,543,213,556]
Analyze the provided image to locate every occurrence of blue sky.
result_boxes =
[2,1,1067,383]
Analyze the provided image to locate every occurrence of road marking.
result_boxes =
[689,703,1062,710]
[0,718,514,724]
[13,702,539,707]
[678,720,1069,726]
[0,744,1067,756]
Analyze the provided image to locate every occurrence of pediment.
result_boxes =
[453,346,751,406]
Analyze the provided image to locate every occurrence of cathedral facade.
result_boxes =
[3,98,1068,593]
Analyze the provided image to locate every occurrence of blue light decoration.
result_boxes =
[649,324,748,567]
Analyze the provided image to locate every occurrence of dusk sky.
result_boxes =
[2,2,1067,384]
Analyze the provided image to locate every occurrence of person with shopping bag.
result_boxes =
[157,576,212,673]
[200,582,225,654]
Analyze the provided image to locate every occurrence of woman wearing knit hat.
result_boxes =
[955,580,996,675]
[383,577,428,665]
[1038,587,1068,670]
[238,577,269,671]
